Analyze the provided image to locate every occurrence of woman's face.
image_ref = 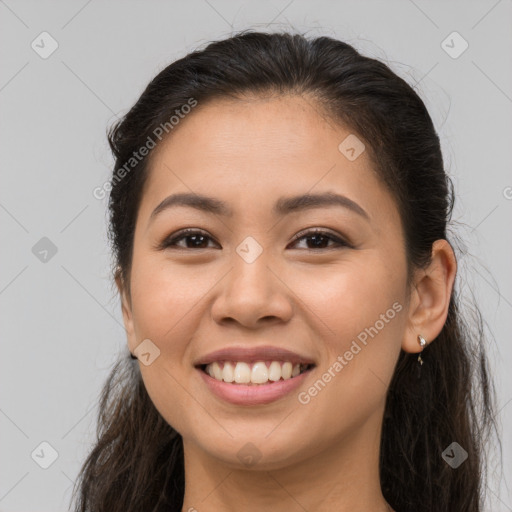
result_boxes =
[119,94,411,469]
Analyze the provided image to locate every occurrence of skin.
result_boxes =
[116,94,457,512]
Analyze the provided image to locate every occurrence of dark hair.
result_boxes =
[71,30,501,512]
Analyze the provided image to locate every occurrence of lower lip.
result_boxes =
[197,367,314,406]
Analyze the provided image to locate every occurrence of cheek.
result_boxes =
[128,257,210,433]
[287,257,405,346]
[292,265,405,430]
[292,258,405,395]
[129,254,212,345]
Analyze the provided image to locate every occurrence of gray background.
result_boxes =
[1,1,511,510]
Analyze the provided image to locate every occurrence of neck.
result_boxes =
[181,406,392,512]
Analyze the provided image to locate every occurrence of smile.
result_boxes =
[197,362,316,406]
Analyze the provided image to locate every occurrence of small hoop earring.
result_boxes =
[417,334,427,365]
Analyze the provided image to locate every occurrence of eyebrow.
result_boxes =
[149,191,370,224]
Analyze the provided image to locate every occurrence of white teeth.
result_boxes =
[204,360,311,385]
[234,362,251,383]
[222,362,235,382]
[268,361,282,381]
[281,362,293,379]
[211,362,223,380]
[251,362,269,384]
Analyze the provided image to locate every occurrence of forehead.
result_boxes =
[166,93,345,158]
[138,94,400,233]
[148,94,369,174]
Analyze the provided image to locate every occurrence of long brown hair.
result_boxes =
[70,30,501,512]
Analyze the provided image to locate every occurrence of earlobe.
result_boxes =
[115,273,137,352]
[402,239,457,354]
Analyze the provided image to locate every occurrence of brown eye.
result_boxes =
[288,229,351,250]
[160,229,218,250]
[158,228,351,251]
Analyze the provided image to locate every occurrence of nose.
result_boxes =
[210,248,294,329]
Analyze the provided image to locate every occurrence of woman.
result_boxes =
[71,31,500,512]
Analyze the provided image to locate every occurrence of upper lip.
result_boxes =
[193,345,316,367]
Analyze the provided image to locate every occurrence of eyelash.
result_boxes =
[158,228,352,251]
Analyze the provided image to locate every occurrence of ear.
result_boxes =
[115,271,137,354]
[402,239,457,354]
